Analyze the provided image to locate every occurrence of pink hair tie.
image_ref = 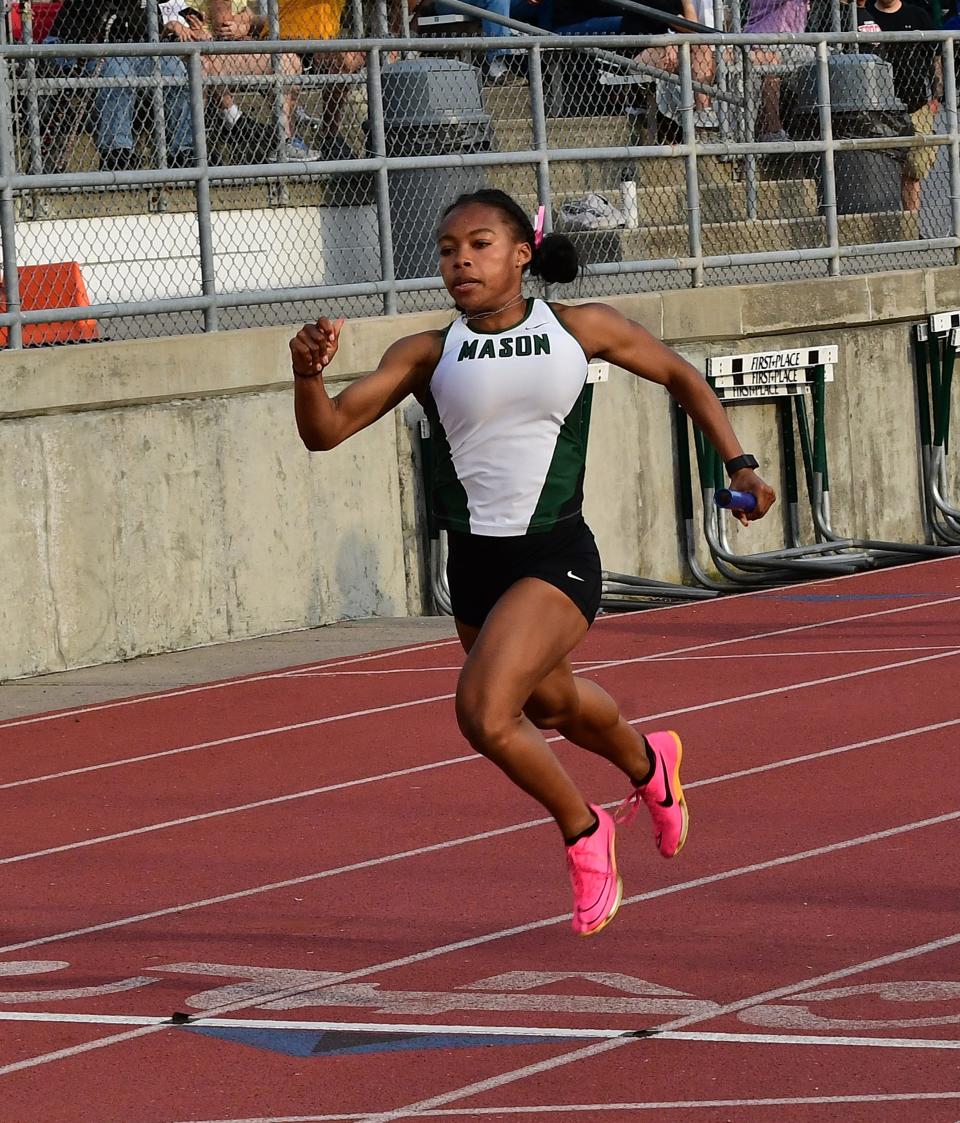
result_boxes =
[533,204,545,248]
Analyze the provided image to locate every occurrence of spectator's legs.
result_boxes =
[304,50,364,160]
[202,51,302,139]
[749,48,786,140]
[902,105,937,214]
[438,0,513,68]
[902,171,921,212]
[639,44,679,76]
[96,56,193,168]
[95,55,137,167]
[159,55,194,163]
[691,44,715,111]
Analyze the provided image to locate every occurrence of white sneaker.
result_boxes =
[558,192,627,231]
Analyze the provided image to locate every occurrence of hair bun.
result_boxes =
[530,233,579,284]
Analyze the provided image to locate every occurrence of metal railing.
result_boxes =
[0,20,957,346]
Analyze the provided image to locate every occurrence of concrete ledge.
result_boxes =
[1,269,945,420]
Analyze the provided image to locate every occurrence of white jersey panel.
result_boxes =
[428,299,589,536]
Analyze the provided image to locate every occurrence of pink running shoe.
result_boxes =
[616,730,689,858]
[565,804,623,936]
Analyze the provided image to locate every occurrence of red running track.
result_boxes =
[1,558,960,1122]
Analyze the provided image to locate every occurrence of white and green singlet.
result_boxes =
[424,298,593,537]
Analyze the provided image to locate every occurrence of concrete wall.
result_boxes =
[2,266,959,681]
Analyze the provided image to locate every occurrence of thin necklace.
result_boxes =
[465,293,525,324]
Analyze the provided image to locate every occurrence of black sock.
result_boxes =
[564,811,600,847]
[631,737,656,788]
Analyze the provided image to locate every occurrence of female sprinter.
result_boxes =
[290,189,775,937]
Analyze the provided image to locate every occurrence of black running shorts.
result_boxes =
[446,515,603,629]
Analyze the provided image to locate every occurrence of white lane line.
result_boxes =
[575,593,960,675]
[1,809,957,1078]
[654,1029,960,1049]
[281,646,960,676]
[0,1011,615,1038]
[162,1091,960,1122]
[0,692,458,793]
[2,714,958,939]
[5,596,959,792]
[605,645,960,662]
[620,648,960,730]
[2,1011,958,1053]
[291,668,464,677]
[0,639,463,731]
[0,754,482,864]
[354,920,960,1123]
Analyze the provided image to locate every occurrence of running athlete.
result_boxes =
[290,189,776,936]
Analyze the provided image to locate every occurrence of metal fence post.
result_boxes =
[373,0,390,38]
[189,51,218,333]
[739,28,760,221]
[349,0,364,38]
[265,0,287,196]
[813,39,840,276]
[0,47,22,348]
[146,1,169,173]
[366,45,397,316]
[526,44,554,298]
[679,42,705,287]
[943,37,960,266]
[19,2,43,178]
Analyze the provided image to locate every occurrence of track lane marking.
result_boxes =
[0,639,462,731]
[354,918,960,1123]
[4,598,959,791]
[288,645,960,676]
[1,715,958,935]
[2,1011,958,1052]
[0,810,957,1077]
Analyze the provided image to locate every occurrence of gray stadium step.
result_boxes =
[567,210,921,263]
[514,177,819,228]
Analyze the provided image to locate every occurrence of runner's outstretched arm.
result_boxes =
[290,317,441,451]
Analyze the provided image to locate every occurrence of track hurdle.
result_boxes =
[678,343,954,591]
[913,312,960,545]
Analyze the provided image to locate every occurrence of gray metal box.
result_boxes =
[381,57,487,129]
[791,53,905,113]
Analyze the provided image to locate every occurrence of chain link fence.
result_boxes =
[0,0,956,346]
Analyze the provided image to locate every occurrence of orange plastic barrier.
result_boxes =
[0,261,99,347]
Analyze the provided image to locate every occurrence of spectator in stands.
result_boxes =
[745,0,814,142]
[624,0,718,121]
[49,1,195,169]
[213,1,362,160]
[193,0,313,161]
[858,0,943,211]
[428,0,519,82]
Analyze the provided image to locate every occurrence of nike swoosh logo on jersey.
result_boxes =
[656,754,675,808]
[567,570,585,582]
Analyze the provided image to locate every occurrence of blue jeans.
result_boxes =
[437,0,511,60]
[96,55,193,156]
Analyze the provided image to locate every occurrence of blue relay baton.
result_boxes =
[715,488,757,513]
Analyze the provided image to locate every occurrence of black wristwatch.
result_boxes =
[725,453,759,476]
